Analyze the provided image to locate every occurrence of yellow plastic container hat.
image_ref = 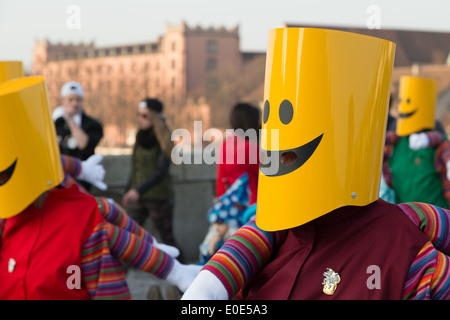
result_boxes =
[0,76,64,218]
[257,28,396,231]
[396,76,437,136]
[0,61,24,83]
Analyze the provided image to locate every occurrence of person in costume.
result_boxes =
[216,103,260,205]
[382,76,450,209]
[198,173,250,264]
[0,64,200,299]
[182,28,450,300]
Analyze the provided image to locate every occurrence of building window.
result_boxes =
[206,77,218,90]
[172,59,176,69]
[206,58,217,71]
[172,41,176,51]
[206,40,217,53]
[171,78,175,89]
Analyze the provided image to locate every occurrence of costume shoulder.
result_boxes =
[49,185,105,240]
[398,202,450,253]
[399,203,450,299]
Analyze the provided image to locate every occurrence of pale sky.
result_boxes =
[1,0,450,72]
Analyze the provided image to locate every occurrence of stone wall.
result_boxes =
[91,155,216,263]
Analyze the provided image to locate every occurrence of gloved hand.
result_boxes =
[165,260,203,293]
[181,270,229,300]
[409,133,430,151]
[78,154,108,190]
[152,238,180,258]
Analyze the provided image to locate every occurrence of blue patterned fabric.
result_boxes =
[207,173,250,229]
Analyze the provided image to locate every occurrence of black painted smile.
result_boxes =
[0,159,17,186]
[399,109,417,119]
[260,134,323,177]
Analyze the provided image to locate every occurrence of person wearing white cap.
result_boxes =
[53,81,103,189]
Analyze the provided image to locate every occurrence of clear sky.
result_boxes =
[1,0,450,72]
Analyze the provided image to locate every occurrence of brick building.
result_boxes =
[32,22,450,148]
[32,21,265,147]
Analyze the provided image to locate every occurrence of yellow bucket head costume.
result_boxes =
[0,61,24,83]
[396,76,438,136]
[0,75,64,218]
[257,28,396,231]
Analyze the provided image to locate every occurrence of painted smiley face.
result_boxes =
[398,97,417,119]
[0,158,17,186]
[260,99,324,177]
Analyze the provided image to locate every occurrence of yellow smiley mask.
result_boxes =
[396,76,437,136]
[0,61,24,83]
[256,28,396,231]
[0,76,64,218]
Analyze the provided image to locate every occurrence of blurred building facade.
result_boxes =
[32,21,265,148]
[32,22,450,149]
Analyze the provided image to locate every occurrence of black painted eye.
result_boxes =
[406,98,410,104]
[279,100,294,125]
[263,100,270,124]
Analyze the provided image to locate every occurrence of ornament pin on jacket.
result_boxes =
[322,268,340,295]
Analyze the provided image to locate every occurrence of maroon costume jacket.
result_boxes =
[242,200,429,299]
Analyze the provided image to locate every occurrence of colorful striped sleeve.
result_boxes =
[95,197,152,242]
[399,202,450,299]
[434,140,450,207]
[202,218,287,299]
[81,220,176,299]
[81,222,131,300]
[399,202,449,254]
[61,155,82,177]
[426,130,446,147]
[402,241,450,300]
[105,222,174,280]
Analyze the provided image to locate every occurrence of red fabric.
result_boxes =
[0,185,104,299]
[216,135,259,204]
[242,199,429,299]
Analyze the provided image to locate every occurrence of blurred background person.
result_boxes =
[122,98,181,258]
[53,81,103,190]
[216,102,261,206]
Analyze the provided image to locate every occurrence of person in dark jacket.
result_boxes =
[53,81,103,190]
[122,98,178,252]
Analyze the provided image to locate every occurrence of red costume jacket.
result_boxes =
[0,186,103,299]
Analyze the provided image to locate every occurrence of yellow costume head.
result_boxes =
[0,61,24,83]
[257,28,396,231]
[396,76,437,136]
[0,76,64,218]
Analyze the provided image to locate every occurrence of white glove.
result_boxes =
[78,154,108,190]
[165,260,203,293]
[409,133,430,151]
[152,238,180,258]
[181,270,229,300]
